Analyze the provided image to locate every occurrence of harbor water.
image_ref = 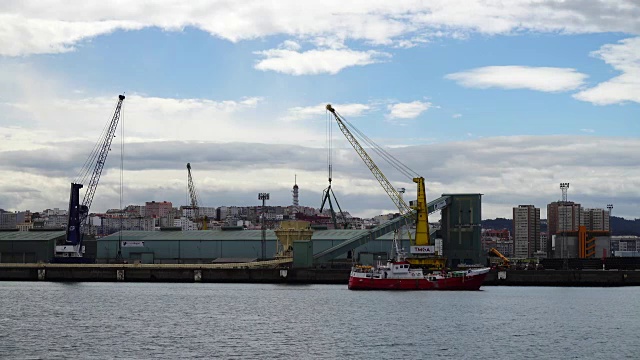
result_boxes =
[1,282,638,359]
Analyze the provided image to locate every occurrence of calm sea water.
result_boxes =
[1,282,638,359]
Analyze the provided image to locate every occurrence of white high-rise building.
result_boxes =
[513,205,541,258]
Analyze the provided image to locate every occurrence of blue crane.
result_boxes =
[54,95,125,261]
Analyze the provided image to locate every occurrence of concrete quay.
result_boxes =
[0,263,348,284]
[483,269,640,287]
[1,264,640,286]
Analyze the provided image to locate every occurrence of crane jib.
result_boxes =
[326,104,431,247]
[61,95,125,255]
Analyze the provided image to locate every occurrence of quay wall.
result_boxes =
[0,264,348,284]
[1,265,640,286]
[483,269,640,286]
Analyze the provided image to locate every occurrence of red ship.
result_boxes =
[348,238,490,290]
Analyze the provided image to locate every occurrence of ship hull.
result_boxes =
[348,271,488,291]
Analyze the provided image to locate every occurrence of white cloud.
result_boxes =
[254,48,390,75]
[580,128,595,133]
[1,1,639,56]
[283,103,371,121]
[0,14,142,56]
[445,66,588,92]
[6,95,268,141]
[311,36,348,50]
[573,37,640,105]
[387,101,433,119]
[452,113,462,118]
[280,40,301,51]
[0,88,330,151]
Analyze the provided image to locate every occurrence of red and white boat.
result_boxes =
[348,238,490,290]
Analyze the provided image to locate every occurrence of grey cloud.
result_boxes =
[541,0,640,34]
[2,135,639,219]
[0,141,329,176]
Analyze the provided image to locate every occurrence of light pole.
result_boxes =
[258,193,270,260]
[560,183,569,203]
[607,203,613,234]
[607,204,613,260]
[559,183,570,258]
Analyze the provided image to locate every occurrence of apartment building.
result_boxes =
[513,205,541,258]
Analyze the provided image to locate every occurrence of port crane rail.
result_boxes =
[55,95,125,260]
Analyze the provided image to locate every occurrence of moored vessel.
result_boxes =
[348,238,490,290]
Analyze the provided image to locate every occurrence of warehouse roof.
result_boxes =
[98,228,427,242]
[100,230,279,241]
[0,230,65,241]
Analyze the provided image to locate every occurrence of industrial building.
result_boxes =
[555,234,610,259]
[0,230,98,263]
[1,191,485,267]
[439,194,484,267]
[553,226,610,259]
[611,236,640,257]
[96,227,425,266]
[0,230,63,263]
[547,199,611,257]
[95,193,485,267]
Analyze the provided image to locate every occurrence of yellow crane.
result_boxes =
[488,247,511,268]
[326,104,445,269]
[187,163,208,230]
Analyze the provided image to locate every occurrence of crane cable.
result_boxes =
[332,108,420,181]
[74,100,121,186]
[326,108,332,183]
[119,99,125,235]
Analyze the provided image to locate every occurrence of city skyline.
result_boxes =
[0,197,620,222]
[1,1,638,220]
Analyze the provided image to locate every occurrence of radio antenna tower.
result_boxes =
[293,174,299,207]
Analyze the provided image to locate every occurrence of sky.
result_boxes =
[0,0,639,220]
